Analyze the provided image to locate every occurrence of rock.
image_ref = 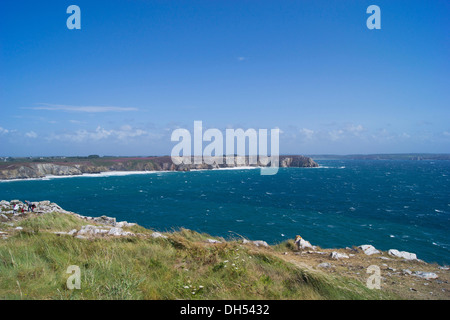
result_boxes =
[402,269,412,275]
[252,240,269,247]
[0,200,9,206]
[78,225,109,236]
[243,239,269,247]
[108,227,122,236]
[68,229,78,236]
[318,262,332,268]
[330,252,349,259]
[297,238,315,250]
[53,231,69,236]
[414,271,438,280]
[75,235,87,240]
[151,232,167,239]
[116,221,136,228]
[359,244,380,255]
[93,215,116,226]
[388,249,417,261]
[0,213,9,222]
[15,227,23,230]
[207,239,222,244]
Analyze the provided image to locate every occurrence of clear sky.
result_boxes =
[0,0,449,156]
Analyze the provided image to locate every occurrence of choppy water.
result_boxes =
[1,160,449,265]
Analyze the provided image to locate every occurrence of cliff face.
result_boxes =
[0,163,83,180]
[0,155,318,180]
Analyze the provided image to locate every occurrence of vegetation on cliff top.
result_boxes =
[0,211,394,300]
[1,210,448,300]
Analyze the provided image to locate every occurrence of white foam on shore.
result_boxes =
[0,164,315,182]
[0,167,261,182]
[190,166,260,172]
[0,170,172,182]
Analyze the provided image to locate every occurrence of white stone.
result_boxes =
[402,269,412,275]
[297,238,315,250]
[318,262,332,268]
[388,249,417,261]
[414,271,438,280]
[207,239,222,244]
[242,239,269,247]
[330,252,349,259]
[108,227,124,236]
[359,244,380,255]
[151,232,167,239]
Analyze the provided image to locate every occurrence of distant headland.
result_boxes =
[0,155,318,180]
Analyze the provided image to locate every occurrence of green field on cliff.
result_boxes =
[0,212,396,300]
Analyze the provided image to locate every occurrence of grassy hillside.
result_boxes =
[0,212,398,300]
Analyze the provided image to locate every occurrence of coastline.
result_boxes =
[0,166,264,182]
[0,155,319,181]
[0,170,170,183]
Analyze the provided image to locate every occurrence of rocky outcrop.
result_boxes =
[0,199,139,240]
[0,164,83,180]
[330,252,349,259]
[0,155,318,180]
[359,244,381,255]
[388,249,418,261]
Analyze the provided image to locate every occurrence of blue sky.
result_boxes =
[0,0,449,156]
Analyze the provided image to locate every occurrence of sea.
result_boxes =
[1,160,449,265]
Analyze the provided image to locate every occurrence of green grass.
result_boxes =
[16,212,90,233]
[0,212,396,300]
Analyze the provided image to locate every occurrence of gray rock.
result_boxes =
[53,231,69,236]
[116,221,136,228]
[402,269,412,275]
[295,237,315,250]
[93,215,116,226]
[206,239,222,244]
[242,239,269,247]
[414,271,438,280]
[151,232,167,239]
[0,213,9,221]
[253,240,269,247]
[388,249,417,261]
[318,262,332,268]
[359,244,380,255]
[108,227,125,236]
[330,252,349,259]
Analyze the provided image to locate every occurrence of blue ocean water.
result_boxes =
[1,160,449,265]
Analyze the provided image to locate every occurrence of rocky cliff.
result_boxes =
[0,155,318,180]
